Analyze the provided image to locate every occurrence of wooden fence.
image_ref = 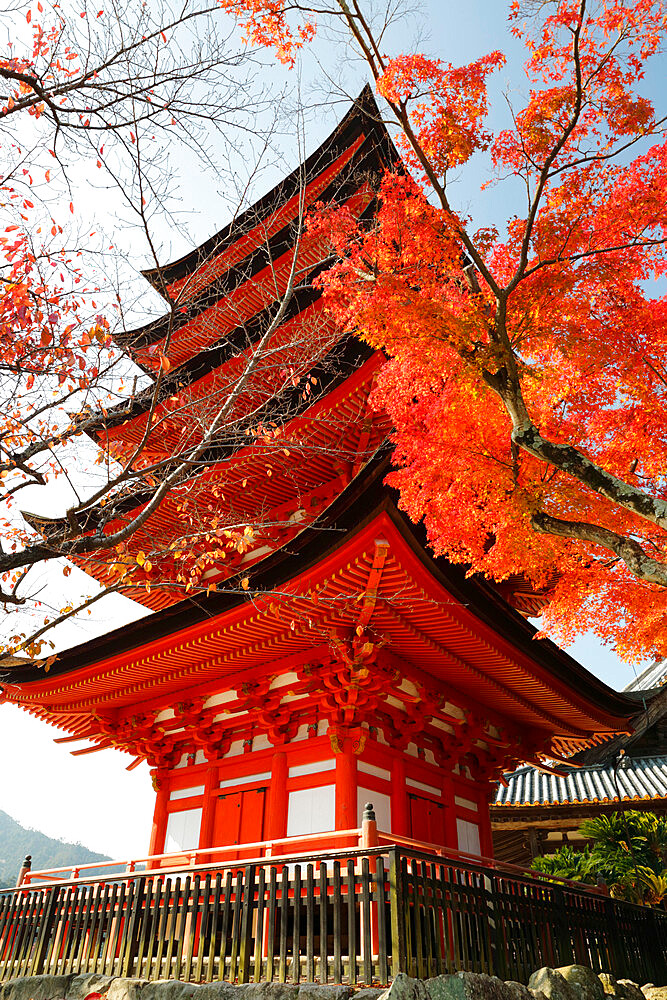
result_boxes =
[1,845,666,986]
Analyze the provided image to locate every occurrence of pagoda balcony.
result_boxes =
[2,829,666,989]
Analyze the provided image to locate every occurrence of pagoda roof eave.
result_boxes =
[25,337,379,537]
[83,322,373,447]
[1,455,638,733]
[140,86,396,299]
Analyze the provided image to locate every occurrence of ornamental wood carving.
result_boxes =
[83,645,542,778]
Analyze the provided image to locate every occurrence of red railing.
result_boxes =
[2,839,666,987]
[19,826,608,896]
[19,828,365,888]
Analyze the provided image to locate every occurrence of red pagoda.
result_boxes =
[0,89,637,870]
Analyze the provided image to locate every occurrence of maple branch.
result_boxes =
[520,234,667,280]
[531,511,667,587]
[507,0,587,292]
[512,422,667,531]
[0,566,31,607]
[7,583,125,657]
[330,0,500,297]
[0,3,225,123]
[548,115,667,178]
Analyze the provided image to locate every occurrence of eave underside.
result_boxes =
[1,493,637,765]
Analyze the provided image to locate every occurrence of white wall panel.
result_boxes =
[456,818,481,856]
[288,760,335,778]
[165,808,202,852]
[286,785,335,836]
[169,786,204,801]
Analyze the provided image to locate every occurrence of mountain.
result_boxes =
[0,809,110,888]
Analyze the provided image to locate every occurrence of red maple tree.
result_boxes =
[217,0,667,662]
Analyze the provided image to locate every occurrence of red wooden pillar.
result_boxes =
[149,773,169,857]
[442,775,458,850]
[391,754,409,836]
[478,794,494,858]
[267,750,288,840]
[199,765,218,849]
[335,739,357,829]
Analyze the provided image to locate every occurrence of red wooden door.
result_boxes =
[409,794,446,848]
[212,787,267,859]
[214,791,242,849]
[239,787,266,846]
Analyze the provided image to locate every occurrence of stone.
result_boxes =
[528,968,578,1000]
[195,984,240,1000]
[598,978,644,1000]
[105,979,149,1000]
[504,983,537,1000]
[298,988,351,1000]
[423,972,518,1000]
[234,985,299,1000]
[0,975,73,1000]
[142,982,199,1000]
[616,984,644,1000]
[377,974,428,1000]
[68,974,117,1000]
[0,966,659,1000]
[641,989,667,1000]
[556,967,605,1000]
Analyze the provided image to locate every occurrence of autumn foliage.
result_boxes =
[218,0,667,662]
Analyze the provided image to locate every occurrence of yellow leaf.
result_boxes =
[241,577,250,590]
[136,551,146,566]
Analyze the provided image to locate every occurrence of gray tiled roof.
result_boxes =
[494,755,667,807]
[624,661,666,692]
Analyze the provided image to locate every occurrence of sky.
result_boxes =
[0,0,664,867]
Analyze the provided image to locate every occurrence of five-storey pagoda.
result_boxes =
[0,90,638,863]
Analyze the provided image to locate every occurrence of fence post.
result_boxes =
[389,847,407,977]
[550,884,573,967]
[361,803,378,850]
[602,896,624,979]
[121,876,145,978]
[361,803,379,959]
[30,887,59,976]
[16,856,31,887]
[488,871,508,981]
[648,907,667,984]
[239,865,256,984]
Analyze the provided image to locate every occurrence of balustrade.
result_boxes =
[1,842,665,986]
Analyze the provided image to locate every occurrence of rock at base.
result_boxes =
[598,976,644,1000]
[556,967,605,1000]
[528,968,578,1000]
[642,988,667,1000]
[0,975,74,1000]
